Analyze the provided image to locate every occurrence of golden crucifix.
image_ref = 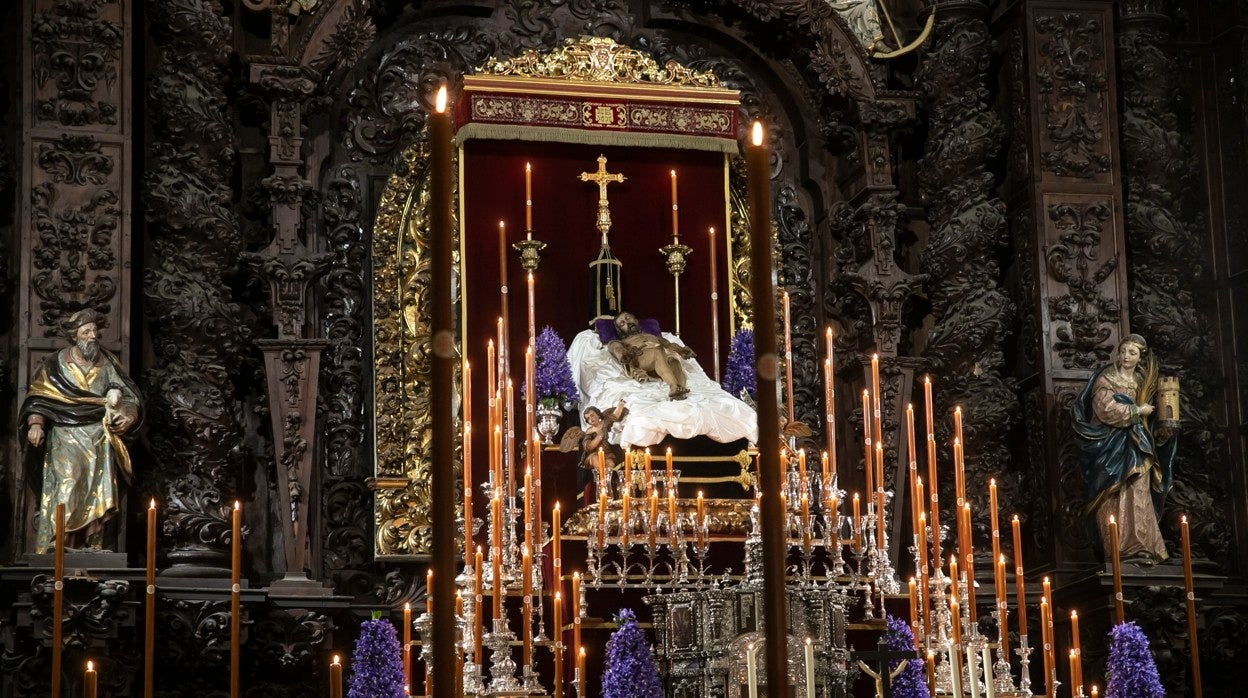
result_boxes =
[579,154,626,244]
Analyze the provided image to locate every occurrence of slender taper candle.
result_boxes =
[670,169,680,242]
[783,290,793,422]
[145,500,156,698]
[577,647,586,698]
[1071,610,1083,692]
[553,590,564,698]
[428,83,456,698]
[996,554,1009,657]
[52,502,65,698]
[924,376,941,573]
[1012,514,1027,636]
[710,227,721,381]
[1180,515,1203,697]
[870,352,882,461]
[474,547,484,665]
[522,544,532,667]
[525,162,533,233]
[571,572,581,664]
[492,493,503,619]
[231,501,241,698]
[963,503,976,624]
[908,578,920,649]
[747,119,789,698]
[552,502,563,592]
[1040,598,1052,698]
[404,601,412,686]
[825,326,836,477]
[1109,515,1124,623]
[861,389,874,519]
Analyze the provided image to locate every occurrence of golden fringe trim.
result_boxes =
[457,123,740,154]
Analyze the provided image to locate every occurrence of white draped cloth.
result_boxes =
[567,329,758,449]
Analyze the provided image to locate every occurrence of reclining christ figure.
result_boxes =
[567,312,758,449]
[607,312,696,400]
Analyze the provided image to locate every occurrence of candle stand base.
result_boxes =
[486,622,522,693]
[463,661,487,696]
[993,644,1016,696]
[522,665,544,693]
[1013,635,1034,697]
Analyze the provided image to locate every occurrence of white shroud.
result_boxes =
[567,329,758,449]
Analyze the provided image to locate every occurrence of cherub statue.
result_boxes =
[560,401,629,473]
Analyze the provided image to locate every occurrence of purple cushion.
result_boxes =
[594,317,662,344]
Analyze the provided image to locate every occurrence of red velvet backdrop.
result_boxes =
[460,139,730,491]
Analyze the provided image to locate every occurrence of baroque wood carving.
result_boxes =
[915,2,1017,537]
[1116,4,1232,569]
[142,0,247,571]
[1034,11,1113,179]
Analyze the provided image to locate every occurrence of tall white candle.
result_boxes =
[967,643,981,698]
[746,643,758,698]
[983,645,996,698]
[804,638,815,698]
[948,645,963,698]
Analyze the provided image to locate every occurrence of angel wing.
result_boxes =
[558,426,584,453]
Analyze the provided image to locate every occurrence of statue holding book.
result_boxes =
[19,309,143,553]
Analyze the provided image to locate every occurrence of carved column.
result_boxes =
[915,0,1017,559]
[1115,4,1230,690]
[838,98,924,567]
[14,0,133,554]
[246,20,332,590]
[143,0,245,575]
[1117,2,1230,566]
[1002,1,1128,570]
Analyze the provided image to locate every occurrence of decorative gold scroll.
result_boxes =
[459,37,741,153]
[479,36,722,87]
[728,156,753,332]
[372,136,462,558]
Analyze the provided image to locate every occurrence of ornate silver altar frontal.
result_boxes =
[646,584,854,698]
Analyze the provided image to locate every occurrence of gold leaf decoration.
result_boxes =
[480,36,721,88]
[371,133,462,558]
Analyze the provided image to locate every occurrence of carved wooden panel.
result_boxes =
[18,0,132,393]
[1005,1,1127,568]
[1041,193,1124,373]
[1031,6,1116,183]
[1015,3,1128,380]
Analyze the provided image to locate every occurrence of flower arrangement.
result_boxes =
[1105,621,1164,698]
[601,608,663,698]
[722,328,756,403]
[881,614,928,698]
[534,326,578,410]
[348,615,407,698]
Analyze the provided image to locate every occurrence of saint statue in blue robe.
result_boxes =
[1072,334,1177,563]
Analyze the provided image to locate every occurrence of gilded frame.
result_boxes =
[370,38,754,558]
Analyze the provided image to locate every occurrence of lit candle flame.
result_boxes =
[751,121,763,146]
[435,85,447,114]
